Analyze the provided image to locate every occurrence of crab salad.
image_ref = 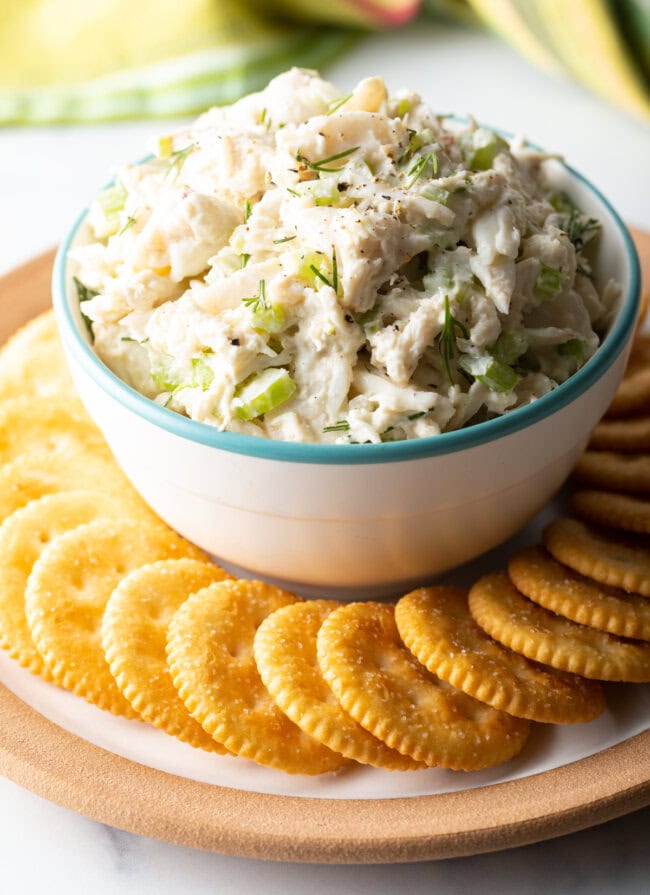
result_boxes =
[69,68,619,444]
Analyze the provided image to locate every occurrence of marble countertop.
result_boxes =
[1,19,649,893]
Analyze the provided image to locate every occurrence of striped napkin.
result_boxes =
[1,0,648,124]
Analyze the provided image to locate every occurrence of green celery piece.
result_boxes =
[151,360,181,393]
[94,182,128,238]
[459,353,519,393]
[492,330,529,365]
[252,304,286,334]
[191,356,215,390]
[558,338,587,367]
[463,128,507,171]
[535,264,562,297]
[233,368,296,421]
[421,185,450,206]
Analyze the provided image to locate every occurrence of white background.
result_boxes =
[1,18,649,894]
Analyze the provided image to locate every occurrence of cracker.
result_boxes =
[0,491,129,677]
[544,517,650,596]
[509,546,650,641]
[25,518,206,717]
[395,587,604,724]
[573,451,650,493]
[103,559,230,752]
[167,580,345,774]
[571,489,650,535]
[469,572,650,682]
[0,395,105,468]
[589,415,650,453]
[0,444,156,526]
[317,601,530,771]
[0,310,76,400]
[254,600,420,770]
[606,334,650,418]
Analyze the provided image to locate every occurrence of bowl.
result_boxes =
[52,157,641,596]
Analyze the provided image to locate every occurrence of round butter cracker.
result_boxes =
[317,601,530,771]
[396,586,604,724]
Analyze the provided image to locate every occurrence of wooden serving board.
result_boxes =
[0,237,649,864]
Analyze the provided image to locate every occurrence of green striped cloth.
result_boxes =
[1,0,648,124]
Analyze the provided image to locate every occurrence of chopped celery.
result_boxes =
[251,304,286,334]
[97,183,127,216]
[94,182,127,237]
[462,129,507,171]
[233,368,296,421]
[458,353,519,393]
[535,264,562,297]
[421,185,450,206]
[191,356,215,391]
[396,97,412,117]
[492,331,529,365]
[151,361,182,394]
[558,338,587,367]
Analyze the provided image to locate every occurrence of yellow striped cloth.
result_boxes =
[1,0,648,123]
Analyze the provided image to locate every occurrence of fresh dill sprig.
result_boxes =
[309,264,334,289]
[407,151,438,188]
[327,93,352,115]
[242,280,267,313]
[296,146,360,173]
[166,143,196,178]
[323,420,350,433]
[118,215,137,235]
[566,210,600,251]
[437,295,469,381]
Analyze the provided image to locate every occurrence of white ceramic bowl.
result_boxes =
[53,158,640,595]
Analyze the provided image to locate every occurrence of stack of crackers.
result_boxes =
[0,311,649,777]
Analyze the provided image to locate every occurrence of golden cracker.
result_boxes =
[606,334,650,418]
[571,489,650,535]
[395,586,604,724]
[0,491,130,677]
[167,580,345,775]
[544,517,650,596]
[573,451,650,493]
[0,310,76,400]
[469,571,650,682]
[509,546,650,641]
[0,444,156,526]
[254,600,420,770]
[589,415,650,453]
[25,518,206,717]
[317,602,530,771]
[0,395,105,468]
[102,559,230,752]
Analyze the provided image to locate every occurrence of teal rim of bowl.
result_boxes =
[53,161,641,466]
